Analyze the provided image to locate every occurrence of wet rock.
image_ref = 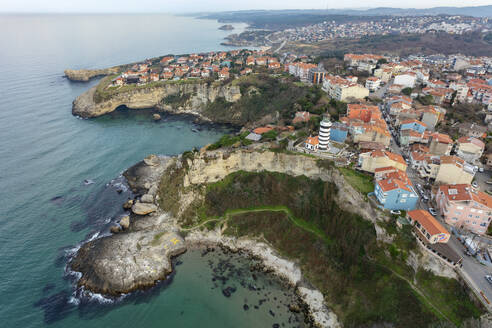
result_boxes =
[71,230,186,295]
[119,216,130,230]
[153,113,161,121]
[272,324,280,328]
[243,304,249,311]
[269,310,275,317]
[143,154,160,167]
[222,286,236,298]
[123,199,134,210]
[140,194,154,203]
[131,201,157,215]
[110,225,121,234]
[289,303,301,313]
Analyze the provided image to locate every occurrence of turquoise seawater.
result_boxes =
[0,14,304,327]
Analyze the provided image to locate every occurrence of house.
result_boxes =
[435,184,492,235]
[399,129,428,147]
[400,119,427,134]
[308,65,328,84]
[428,132,453,156]
[358,150,407,173]
[218,67,230,79]
[322,75,369,101]
[292,111,311,124]
[288,63,317,81]
[365,77,381,92]
[420,105,446,130]
[374,168,419,211]
[456,137,485,163]
[305,136,319,151]
[348,122,391,147]
[268,62,281,70]
[330,122,348,143]
[240,68,252,75]
[436,156,475,185]
[253,126,273,135]
[407,210,450,244]
[458,122,487,139]
[394,73,416,88]
[346,104,381,123]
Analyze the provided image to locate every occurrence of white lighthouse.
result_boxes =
[318,117,332,151]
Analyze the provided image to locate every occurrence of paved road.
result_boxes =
[380,105,492,307]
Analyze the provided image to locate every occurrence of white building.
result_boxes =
[365,77,381,92]
[394,73,417,89]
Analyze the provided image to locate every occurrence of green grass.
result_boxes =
[338,167,375,195]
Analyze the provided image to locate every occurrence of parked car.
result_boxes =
[479,167,484,173]
[390,210,401,215]
[472,181,479,189]
[429,208,437,216]
[422,195,429,202]
[485,275,492,285]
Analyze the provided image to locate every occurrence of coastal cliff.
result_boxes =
[72,82,241,119]
[64,68,119,82]
[71,148,481,326]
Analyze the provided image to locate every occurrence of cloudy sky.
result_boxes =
[0,0,490,13]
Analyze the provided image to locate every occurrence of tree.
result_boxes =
[377,58,388,65]
[402,87,413,96]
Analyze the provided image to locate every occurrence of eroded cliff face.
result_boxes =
[181,149,384,224]
[72,82,241,118]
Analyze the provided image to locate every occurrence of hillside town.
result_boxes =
[222,14,491,47]
[100,45,492,309]
[224,49,492,309]
[268,15,490,44]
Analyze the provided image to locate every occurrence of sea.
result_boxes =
[0,14,305,327]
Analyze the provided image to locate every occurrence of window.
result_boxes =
[400,199,407,203]
[452,217,458,221]
[469,214,473,218]
[457,206,464,210]
[471,209,476,213]
[402,194,407,198]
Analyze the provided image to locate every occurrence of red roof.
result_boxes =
[253,127,273,135]
[408,210,449,236]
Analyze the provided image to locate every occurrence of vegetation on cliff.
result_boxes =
[157,162,481,327]
[202,74,329,125]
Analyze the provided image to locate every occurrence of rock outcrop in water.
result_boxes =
[72,82,241,118]
[64,68,119,82]
[70,155,187,295]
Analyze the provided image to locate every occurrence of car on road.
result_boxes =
[390,210,401,215]
[428,208,437,216]
[479,167,484,173]
[472,181,479,188]
[485,275,492,285]
[422,195,429,202]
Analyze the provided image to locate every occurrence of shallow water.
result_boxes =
[0,13,302,328]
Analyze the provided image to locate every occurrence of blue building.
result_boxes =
[330,122,348,143]
[400,119,427,134]
[374,169,419,211]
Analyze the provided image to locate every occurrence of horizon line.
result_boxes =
[0,4,491,15]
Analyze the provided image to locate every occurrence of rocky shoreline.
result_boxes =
[69,152,341,327]
[185,230,340,327]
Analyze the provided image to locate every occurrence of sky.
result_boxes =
[0,0,491,13]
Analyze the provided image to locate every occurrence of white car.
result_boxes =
[390,210,401,215]
[472,181,479,189]
[428,208,437,216]
[485,275,492,285]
